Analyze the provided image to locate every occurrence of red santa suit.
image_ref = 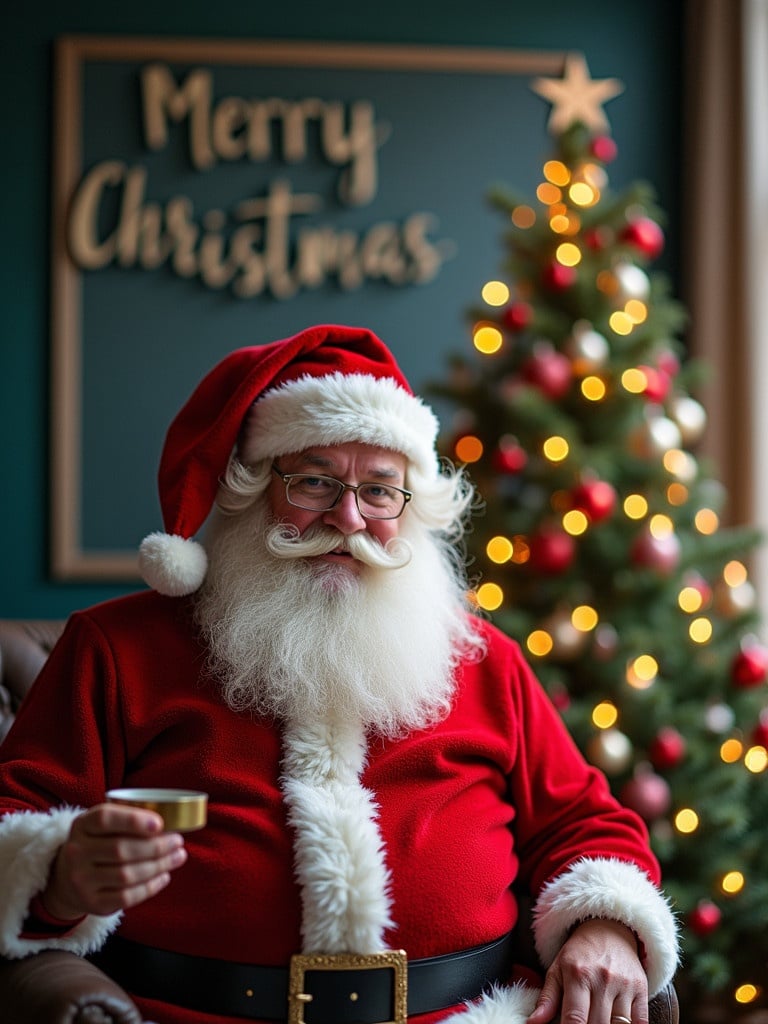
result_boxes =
[0,590,678,1024]
[0,326,679,1023]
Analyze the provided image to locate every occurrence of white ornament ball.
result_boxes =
[669,395,707,446]
[613,262,651,302]
[704,702,735,734]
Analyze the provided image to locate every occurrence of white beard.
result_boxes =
[194,501,484,737]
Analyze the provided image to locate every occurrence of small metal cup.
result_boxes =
[106,787,208,832]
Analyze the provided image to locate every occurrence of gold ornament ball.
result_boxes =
[629,415,682,459]
[542,608,589,661]
[713,579,756,617]
[613,262,650,302]
[587,728,633,774]
[669,395,707,446]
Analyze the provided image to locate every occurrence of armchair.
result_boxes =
[0,619,679,1024]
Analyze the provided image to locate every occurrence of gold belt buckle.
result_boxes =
[288,950,408,1024]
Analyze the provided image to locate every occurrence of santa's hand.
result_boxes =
[41,803,187,920]
[526,918,648,1024]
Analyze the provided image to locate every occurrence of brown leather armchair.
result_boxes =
[0,619,680,1024]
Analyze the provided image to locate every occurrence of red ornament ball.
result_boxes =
[638,365,671,403]
[620,217,665,259]
[630,527,681,576]
[542,261,577,291]
[583,226,613,251]
[521,347,572,399]
[688,900,722,937]
[620,770,672,821]
[655,349,680,379]
[591,135,618,163]
[503,301,534,331]
[528,526,576,575]
[492,439,528,474]
[649,727,687,770]
[732,644,768,688]
[751,714,768,747]
[570,478,617,523]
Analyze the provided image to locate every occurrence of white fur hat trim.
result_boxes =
[240,372,440,482]
[0,807,121,957]
[533,857,679,996]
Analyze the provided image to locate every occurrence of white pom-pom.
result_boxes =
[138,532,208,596]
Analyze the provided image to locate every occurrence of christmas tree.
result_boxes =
[431,55,768,1015]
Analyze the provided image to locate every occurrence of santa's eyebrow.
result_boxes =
[295,454,403,479]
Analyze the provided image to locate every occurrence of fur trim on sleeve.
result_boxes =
[533,857,679,996]
[439,983,539,1024]
[0,807,121,957]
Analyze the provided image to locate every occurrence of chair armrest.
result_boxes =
[649,982,680,1024]
[0,950,146,1024]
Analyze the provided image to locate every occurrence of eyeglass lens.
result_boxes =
[286,475,406,519]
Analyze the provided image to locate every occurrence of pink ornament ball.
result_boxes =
[521,348,572,399]
[591,135,618,163]
[620,770,672,821]
[492,441,528,474]
[630,526,681,576]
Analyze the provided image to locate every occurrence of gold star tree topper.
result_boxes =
[532,53,624,135]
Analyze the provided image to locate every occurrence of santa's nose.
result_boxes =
[322,489,367,534]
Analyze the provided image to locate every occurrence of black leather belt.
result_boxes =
[89,931,516,1022]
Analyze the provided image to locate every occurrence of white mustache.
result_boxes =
[265,522,412,569]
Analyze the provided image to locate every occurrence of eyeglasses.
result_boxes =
[271,464,412,520]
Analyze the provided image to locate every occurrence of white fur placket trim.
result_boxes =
[0,807,122,957]
[533,857,679,997]
[280,716,394,954]
[440,982,539,1024]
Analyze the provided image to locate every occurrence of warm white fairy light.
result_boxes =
[543,435,569,462]
[481,280,510,306]
[476,582,503,611]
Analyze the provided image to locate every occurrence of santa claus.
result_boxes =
[0,325,677,1024]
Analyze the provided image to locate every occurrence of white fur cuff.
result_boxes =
[440,983,539,1024]
[0,807,121,957]
[533,857,679,996]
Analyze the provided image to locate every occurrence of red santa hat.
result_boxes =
[138,324,440,596]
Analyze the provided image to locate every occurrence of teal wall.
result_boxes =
[0,1,684,617]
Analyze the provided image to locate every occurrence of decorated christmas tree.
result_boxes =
[432,55,768,1015]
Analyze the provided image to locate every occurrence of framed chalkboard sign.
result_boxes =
[50,35,564,580]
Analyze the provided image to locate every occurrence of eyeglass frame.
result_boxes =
[271,463,413,520]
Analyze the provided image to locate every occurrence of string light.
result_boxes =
[609,311,634,335]
[678,586,703,613]
[674,808,699,834]
[510,535,530,564]
[621,368,647,393]
[720,738,743,763]
[695,508,719,535]
[454,435,483,463]
[581,375,607,401]
[476,582,503,611]
[689,617,713,644]
[543,435,569,462]
[473,324,503,354]
[744,745,768,773]
[486,536,514,564]
[527,629,554,657]
[624,299,648,323]
[724,560,748,587]
[626,654,658,689]
[666,482,689,506]
[572,605,598,631]
[537,182,562,205]
[556,242,581,267]
[735,984,760,1005]
[481,280,509,306]
[592,701,618,729]
[563,509,588,535]
[543,160,570,186]
[720,870,745,895]
[623,494,648,519]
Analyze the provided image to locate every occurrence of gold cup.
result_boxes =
[106,788,208,832]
